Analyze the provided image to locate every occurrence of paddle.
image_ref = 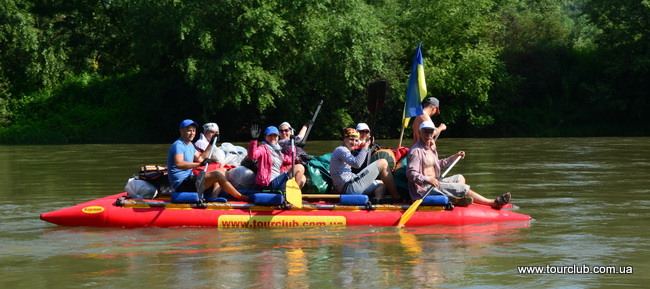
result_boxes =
[301,99,323,144]
[367,80,386,128]
[366,80,386,164]
[195,133,217,197]
[285,131,303,208]
[397,154,462,228]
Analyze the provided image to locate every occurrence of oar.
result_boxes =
[366,80,386,164]
[285,132,303,208]
[367,80,386,130]
[397,155,462,228]
[195,133,217,197]
[301,99,323,144]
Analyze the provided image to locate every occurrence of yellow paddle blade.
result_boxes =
[398,199,423,228]
[286,178,303,209]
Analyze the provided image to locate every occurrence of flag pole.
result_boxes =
[398,125,405,148]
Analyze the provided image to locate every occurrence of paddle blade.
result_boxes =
[398,199,423,228]
[286,178,303,208]
[367,80,386,115]
[195,171,206,196]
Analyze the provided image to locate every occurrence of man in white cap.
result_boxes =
[406,120,511,208]
[412,97,447,144]
[167,119,248,201]
[194,122,219,153]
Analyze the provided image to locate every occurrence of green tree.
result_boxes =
[582,0,649,131]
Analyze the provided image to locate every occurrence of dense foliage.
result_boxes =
[0,0,648,143]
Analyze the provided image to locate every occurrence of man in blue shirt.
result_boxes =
[167,119,248,201]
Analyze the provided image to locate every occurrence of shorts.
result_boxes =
[429,174,470,198]
[345,161,382,195]
[175,174,198,192]
[263,172,290,191]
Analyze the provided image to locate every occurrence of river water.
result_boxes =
[1,138,648,288]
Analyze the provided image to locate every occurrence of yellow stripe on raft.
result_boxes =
[218,215,346,228]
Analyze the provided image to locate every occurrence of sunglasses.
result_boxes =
[359,130,370,133]
[279,129,291,132]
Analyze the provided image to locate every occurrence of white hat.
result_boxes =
[279,122,291,129]
[356,123,370,131]
[419,121,436,130]
[203,122,219,132]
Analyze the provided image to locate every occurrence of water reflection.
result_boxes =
[36,221,529,287]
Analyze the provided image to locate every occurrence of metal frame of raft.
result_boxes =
[40,192,531,228]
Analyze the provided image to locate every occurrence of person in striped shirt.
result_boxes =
[329,128,400,203]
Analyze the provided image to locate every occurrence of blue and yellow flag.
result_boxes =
[402,43,427,128]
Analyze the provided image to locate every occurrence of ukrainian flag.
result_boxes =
[402,43,427,128]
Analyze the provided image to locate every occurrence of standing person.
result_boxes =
[330,128,400,203]
[248,125,306,190]
[412,97,447,144]
[194,122,219,153]
[406,121,511,208]
[167,119,248,201]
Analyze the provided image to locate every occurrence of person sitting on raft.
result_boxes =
[194,122,219,153]
[248,125,306,191]
[329,128,400,203]
[278,121,312,163]
[406,120,510,208]
[355,123,372,148]
[167,119,248,201]
[278,121,310,148]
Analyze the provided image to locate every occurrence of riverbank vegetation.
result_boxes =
[1,0,647,143]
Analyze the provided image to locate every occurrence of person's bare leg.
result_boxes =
[372,182,386,200]
[466,189,494,206]
[467,189,510,208]
[376,159,399,198]
[294,164,306,188]
[206,171,248,201]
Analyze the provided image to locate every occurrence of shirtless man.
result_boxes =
[411,97,446,144]
[405,120,511,208]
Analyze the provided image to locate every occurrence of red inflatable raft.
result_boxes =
[40,193,531,228]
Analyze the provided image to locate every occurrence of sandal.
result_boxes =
[492,192,511,209]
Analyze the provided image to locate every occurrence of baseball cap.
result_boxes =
[356,123,370,132]
[419,121,436,130]
[279,122,292,129]
[264,126,279,135]
[179,119,199,129]
[423,97,441,113]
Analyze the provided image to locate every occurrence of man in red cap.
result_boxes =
[411,97,447,144]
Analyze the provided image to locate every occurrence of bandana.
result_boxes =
[343,128,360,139]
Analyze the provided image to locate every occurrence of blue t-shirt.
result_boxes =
[167,138,197,189]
